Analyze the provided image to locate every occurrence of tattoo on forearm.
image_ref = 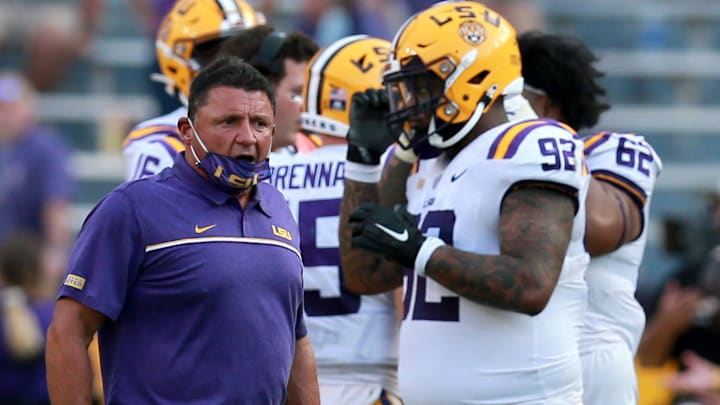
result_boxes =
[339,180,403,293]
[426,188,575,313]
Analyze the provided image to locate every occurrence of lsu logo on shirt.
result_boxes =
[272,225,292,241]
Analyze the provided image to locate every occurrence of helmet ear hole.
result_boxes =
[468,71,489,85]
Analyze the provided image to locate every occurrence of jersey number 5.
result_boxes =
[298,198,361,316]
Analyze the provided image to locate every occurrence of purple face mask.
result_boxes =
[187,119,271,195]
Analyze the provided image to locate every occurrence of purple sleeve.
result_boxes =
[57,190,145,321]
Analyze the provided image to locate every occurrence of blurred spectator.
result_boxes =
[127,0,176,36]
[294,0,398,45]
[667,351,720,403]
[680,193,720,279]
[0,231,53,405]
[484,0,545,33]
[637,243,720,404]
[0,72,76,289]
[637,280,704,366]
[0,0,102,92]
[637,191,720,321]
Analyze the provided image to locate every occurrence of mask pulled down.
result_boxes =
[187,119,271,195]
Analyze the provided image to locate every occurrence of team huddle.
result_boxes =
[45,1,661,404]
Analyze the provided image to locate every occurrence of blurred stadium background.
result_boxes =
[2,0,718,318]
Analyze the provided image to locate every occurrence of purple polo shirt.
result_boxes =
[0,300,54,402]
[58,154,305,405]
[0,125,75,242]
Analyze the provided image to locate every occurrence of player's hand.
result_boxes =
[346,89,395,165]
[349,203,425,268]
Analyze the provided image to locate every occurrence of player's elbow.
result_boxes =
[585,211,621,256]
[521,290,553,316]
[342,275,393,295]
[513,277,557,316]
[340,255,400,295]
[339,263,377,295]
[342,277,371,295]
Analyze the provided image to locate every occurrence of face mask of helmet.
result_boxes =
[187,119,271,195]
[384,56,452,153]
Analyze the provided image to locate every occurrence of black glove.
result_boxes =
[346,88,395,165]
[349,202,426,268]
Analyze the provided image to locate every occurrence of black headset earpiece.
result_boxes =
[248,31,287,77]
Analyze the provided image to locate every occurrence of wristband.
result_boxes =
[346,144,382,165]
[345,161,382,183]
[414,237,445,278]
[393,145,418,164]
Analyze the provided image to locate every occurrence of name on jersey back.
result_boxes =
[269,160,344,190]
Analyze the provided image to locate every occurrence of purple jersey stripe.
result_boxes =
[502,122,549,159]
[487,119,545,159]
[592,169,647,207]
[583,132,611,155]
[150,137,184,158]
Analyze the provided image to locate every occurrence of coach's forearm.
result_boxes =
[46,321,94,405]
[287,336,319,405]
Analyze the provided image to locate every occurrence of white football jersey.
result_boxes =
[401,119,590,404]
[269,145,399,392]
[122,107,187,181]
[579,132,662,355]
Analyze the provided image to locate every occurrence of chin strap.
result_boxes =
[503,77,538,121]
[428,84,496,149]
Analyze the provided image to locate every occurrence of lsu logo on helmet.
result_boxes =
[301,35,391,138]
[458,20,486,44]
[383,1,521,150]
[154,0,265,104]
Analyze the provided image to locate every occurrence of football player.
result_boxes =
[518,30,662,405]
[269,35,402,405]
[339,2,590,403]
[122,0,264,181]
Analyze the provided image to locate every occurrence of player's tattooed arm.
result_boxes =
[379,155,412,208]
[339,179,404,294]
[425,186,576,315]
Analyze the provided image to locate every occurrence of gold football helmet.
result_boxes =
[384,1,521,150]
[301,35,391,137]
[154,0,265,104]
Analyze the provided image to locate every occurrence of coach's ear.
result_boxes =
[178,117,193,146]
